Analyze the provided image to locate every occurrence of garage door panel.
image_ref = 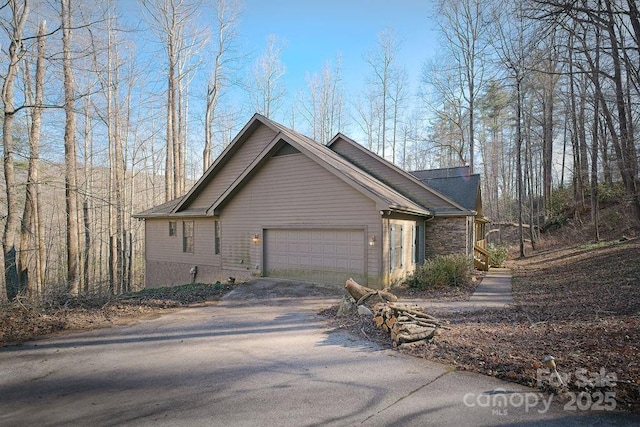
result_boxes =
[336,245,349,256]
[299,242,311,253]
[265,228,365,285]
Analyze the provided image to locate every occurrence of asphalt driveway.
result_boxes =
[0,279,637,426]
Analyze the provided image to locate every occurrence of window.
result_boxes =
[390,224,404,271]
[169,221,177,236]
[183,221,194,253]
[214,220,221,255]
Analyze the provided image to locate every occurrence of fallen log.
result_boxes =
[387,303,439,321]
[356,291,377,305]
[392,323,436,344]
[345,278,398,304]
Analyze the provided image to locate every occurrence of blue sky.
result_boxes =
[121,0,443,168]
[239,0,439,101]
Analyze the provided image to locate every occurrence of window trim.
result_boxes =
[169,220,177,237]
[390,224,404,271]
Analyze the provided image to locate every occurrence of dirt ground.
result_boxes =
[0,283,235,346]
[325,238,640,413]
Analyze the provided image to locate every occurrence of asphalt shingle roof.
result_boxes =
[410,167,480,212]
[135,116,480,218]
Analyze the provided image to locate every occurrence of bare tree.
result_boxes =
[19,19,47,297]
[250,34,287,119]
[436,0,490,173]
[1,0,30,300]
[491,0,535,257]
[141,0,202,201]
[203,0,242,172]
[420,57,468,167]
[389,66,407,163]
[364,27,400,160]
[302,56,345,143]
[352,90,379,152]
[531,0,640,222]
[61,0,81,295]
[538,29,560,215]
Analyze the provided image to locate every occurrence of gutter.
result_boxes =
[388,204,432,217]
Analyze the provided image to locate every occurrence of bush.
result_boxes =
[548,186,573,218]
[405,254,472,290]
[598,182,626,205]
[488,244,508,267]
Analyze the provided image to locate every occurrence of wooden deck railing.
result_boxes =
[474,241,490,271]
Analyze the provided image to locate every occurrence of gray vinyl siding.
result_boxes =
[220,152,383,287]
[186,124,278,210]
[144,217,220,286]
[330,138,457,210]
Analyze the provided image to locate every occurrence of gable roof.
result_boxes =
[135,114,436,219]
[133,197,183,218]
[410,167,481,213]
[327,134,473,216]
[172,114,280,214]
[209,117,431,216]
[134,115,485,220]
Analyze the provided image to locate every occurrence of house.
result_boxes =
[134,114,488,289]
[409,166,489,261]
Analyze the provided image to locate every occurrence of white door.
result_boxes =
[264,229,366,285]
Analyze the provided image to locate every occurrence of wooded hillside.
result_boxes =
[1,0,639,301]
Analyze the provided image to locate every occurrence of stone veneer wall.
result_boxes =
[424,216,469,259]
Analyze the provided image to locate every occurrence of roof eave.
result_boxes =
[432,209,476,217]
[172,114,279,213]
[388,204,432,217]
[208,132,284,215]
[328,134,469,212]
[133,211,212,219]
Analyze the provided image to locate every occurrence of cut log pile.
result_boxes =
[372,302,445,346]
[344,278,446,347]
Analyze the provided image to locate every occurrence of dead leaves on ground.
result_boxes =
[0,283,235,347]
[399,240,640,413]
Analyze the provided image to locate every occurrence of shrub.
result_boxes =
[488,244,508,267]
[405,254,472,290]
[598,182,626,205]
[548,186,572,218]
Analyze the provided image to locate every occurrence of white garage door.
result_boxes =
[264,229,366,285]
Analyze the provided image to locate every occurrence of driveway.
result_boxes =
[0,279,637,426]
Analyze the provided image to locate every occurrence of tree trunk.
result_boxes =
[605,0,640,222]
[516,77,525,258]
[3,0,30,300]
[62,0,80,295]
[591,20,601,241]
[344,278,397,304]
[541,59,555,215]
[20,19,46,298]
